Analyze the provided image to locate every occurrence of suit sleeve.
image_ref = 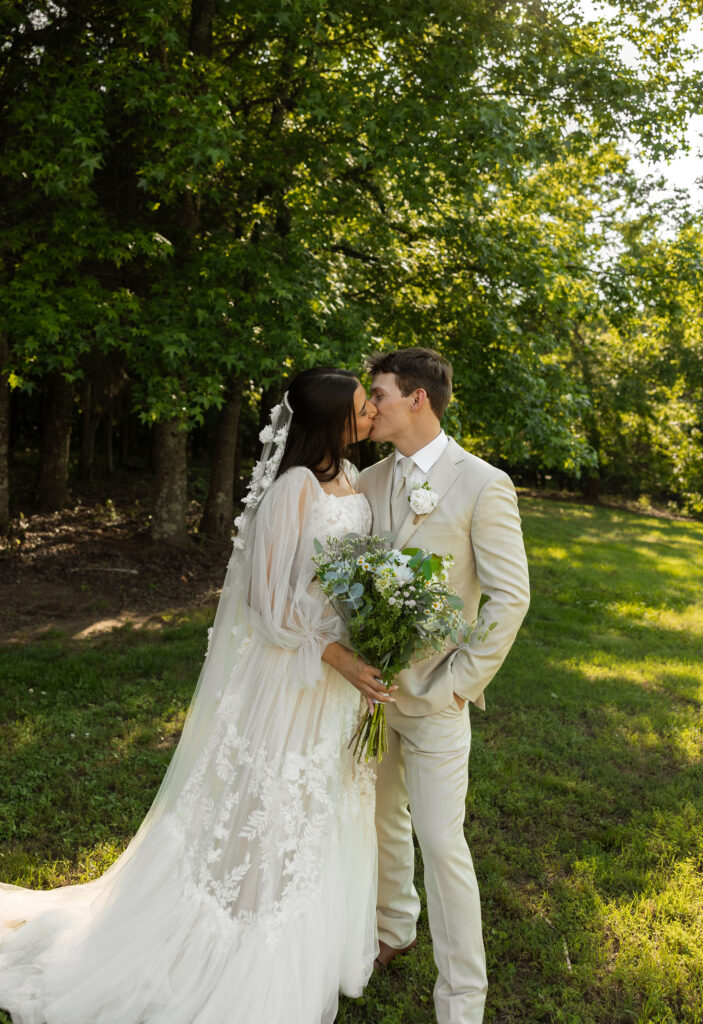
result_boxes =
[452,472,530,704]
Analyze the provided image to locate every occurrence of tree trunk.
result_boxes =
[189,0,215,56]
[0,335,9,531]
[78,378,100,481]
[148,424,156,473]
[117,386,132,467]
[583,475,600,501]
[200,381,243,539]
[105,402,114,475]
[569,328,602,503]
[120,408,130,467]
[151,420,189,545]
[233,411,246,504]
[36,371,73,511]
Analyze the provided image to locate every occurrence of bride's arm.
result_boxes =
[322,642,396,712]
[247,467,387,699]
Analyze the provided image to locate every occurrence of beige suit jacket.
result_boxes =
[358,437,530,716]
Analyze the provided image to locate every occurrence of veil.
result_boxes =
[0,395,294,908]
[103,393,295,863]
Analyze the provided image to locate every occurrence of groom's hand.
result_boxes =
[322,642,397,712]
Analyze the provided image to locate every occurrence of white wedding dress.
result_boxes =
[0,467,377,1024]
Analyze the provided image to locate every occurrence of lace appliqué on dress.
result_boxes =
[313,491,371,541]
[170,491,374,949]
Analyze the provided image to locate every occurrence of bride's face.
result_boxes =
[348,381,377,443]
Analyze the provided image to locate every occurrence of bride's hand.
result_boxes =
[322,643,397,713]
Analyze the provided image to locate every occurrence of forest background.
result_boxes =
[1,0,703,544]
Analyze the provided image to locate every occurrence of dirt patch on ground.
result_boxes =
[1,502,231,644]
[3,485,696,645]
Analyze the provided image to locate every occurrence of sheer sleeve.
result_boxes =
[247,466,346,690]
[342,459,360,488]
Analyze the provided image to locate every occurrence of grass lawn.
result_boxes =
[1,498,702,1024]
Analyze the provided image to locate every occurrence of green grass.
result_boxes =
[1,498,702,1024]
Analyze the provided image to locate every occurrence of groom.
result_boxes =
[357,348,530,1024]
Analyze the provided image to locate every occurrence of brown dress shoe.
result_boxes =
[373,937,418,970]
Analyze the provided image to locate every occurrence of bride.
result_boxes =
[0,366,393,1024]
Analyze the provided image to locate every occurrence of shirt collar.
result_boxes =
[394,430,448,474]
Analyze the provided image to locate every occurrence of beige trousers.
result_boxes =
[376,700,487,1024]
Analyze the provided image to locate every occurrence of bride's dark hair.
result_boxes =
[275,367,359,483]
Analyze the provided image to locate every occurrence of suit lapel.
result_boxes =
[393,439,463,551]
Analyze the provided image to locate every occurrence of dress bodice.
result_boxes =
[315,491,372,541]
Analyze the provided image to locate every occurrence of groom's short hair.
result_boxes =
[367,348,453,419]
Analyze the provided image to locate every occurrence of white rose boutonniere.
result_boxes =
[408,481,439,520]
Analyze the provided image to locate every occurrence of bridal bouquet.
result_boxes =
[313,534,469,763]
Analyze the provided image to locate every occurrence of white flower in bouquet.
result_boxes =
[391,564,414,585]
[374,570,395,595]
[378,550,413,586]
[439,554,454,584]
[386,550,412,565]
[386,559,414,585]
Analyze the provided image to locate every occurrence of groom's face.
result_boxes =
[368,373,413,445]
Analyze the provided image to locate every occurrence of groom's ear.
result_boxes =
[410,388,429,410]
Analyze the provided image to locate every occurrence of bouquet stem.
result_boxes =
[349,681,392,763]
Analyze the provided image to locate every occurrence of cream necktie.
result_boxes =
[391,456,414,532]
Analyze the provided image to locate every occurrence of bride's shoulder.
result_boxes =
[267,465,321,502]
[277,465,316,481]
[256,467,323,526]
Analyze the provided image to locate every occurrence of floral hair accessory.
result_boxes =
[232,391,292,547]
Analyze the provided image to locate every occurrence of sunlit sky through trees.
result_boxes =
[580,1,703,205]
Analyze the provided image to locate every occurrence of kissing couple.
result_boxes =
[0,348,530,1024]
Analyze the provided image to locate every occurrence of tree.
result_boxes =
[1,0,701,529]
[0,334,9,531]
[570,209,703,513]
[200,379,243,539]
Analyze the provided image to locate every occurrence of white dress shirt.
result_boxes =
[393,430,448,489]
